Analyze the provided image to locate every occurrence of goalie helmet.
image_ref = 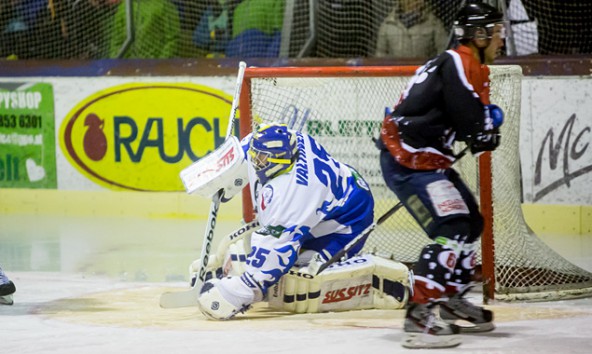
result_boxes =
[453,1,505,42]
[249,123,298,185]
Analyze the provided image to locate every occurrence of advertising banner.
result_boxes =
[520,77,592,205]
[0,82,56,188]
[59,82,235,191]
[0,75,590,206]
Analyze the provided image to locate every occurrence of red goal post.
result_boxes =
[238,65,592,302]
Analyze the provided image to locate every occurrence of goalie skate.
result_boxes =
[440,286,495,333]
[402,302,461,349]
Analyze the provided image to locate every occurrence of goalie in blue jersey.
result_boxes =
[197,123,409,319]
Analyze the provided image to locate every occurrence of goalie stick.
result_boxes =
[159,61,247,309]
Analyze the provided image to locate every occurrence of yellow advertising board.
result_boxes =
[60,83,236,191]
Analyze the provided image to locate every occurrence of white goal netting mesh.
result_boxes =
[240,65,592,301]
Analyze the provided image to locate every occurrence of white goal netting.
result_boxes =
[239,65,592,301]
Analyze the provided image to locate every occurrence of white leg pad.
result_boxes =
[268,254,410,313]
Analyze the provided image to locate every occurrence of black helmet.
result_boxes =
[453,1,504,41]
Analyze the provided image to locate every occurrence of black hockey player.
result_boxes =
[377,1,506,349]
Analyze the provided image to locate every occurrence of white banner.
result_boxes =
[520,76,592,205]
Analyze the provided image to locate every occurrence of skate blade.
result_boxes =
[457,321,495,333]
[402,333,461,349]
[443,318,496,333]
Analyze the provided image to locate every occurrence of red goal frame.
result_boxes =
[238,66,496,300]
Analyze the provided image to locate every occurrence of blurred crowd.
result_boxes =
[0,0,590,60]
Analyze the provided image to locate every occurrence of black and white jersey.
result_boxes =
[380,45,491,170]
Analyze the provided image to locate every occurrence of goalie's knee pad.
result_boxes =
[268,254,410,313]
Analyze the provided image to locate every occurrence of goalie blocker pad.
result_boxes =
[180,135,248,198]
[268,255,410,313]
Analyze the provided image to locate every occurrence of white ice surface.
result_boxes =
[2,215,592,353]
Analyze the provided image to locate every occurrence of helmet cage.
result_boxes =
[454,21,507,41]
[248,147,292,172]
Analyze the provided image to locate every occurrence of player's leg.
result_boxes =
[198,226,304,319]
[389,163,493,333]
[439,169,494,332]
[380,151,464,301]
[0,265,16,306]
[441,168,484,295]
[380,151,461,346]
[299,183,374,261]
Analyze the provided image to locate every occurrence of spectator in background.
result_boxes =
[173,0,202,32]
[316,0,373,58]
[225,0,284,57]
[30,0,119,59]
[0,0,46,59]
[522,0,592,54]
[375,0,448,59]
[506,0,538,56]
[108,0,181,58]
[67,0,120,58]
[192,0,234,57]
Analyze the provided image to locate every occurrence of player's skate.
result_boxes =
[402,302,461,349]
[440,285,495,333]
[0,267,16,306]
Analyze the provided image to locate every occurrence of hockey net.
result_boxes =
[238,65,592,302]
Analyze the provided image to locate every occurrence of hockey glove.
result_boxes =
[485,104,504,129]
[470,128,501,155]
[470,104,503,155]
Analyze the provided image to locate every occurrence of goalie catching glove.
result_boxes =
[470,104,503,155]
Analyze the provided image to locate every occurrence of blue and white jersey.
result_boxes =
[240,131,374,241]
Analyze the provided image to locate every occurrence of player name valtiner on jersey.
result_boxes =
[295,133,309,186]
